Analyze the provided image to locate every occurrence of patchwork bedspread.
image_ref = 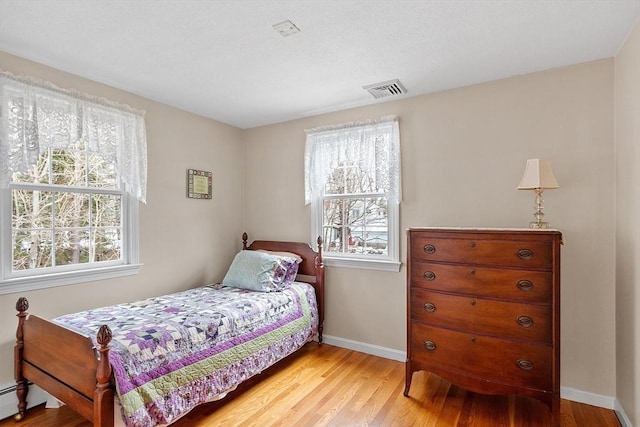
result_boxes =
[54,282,318,427]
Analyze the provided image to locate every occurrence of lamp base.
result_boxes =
[530,221,550,229]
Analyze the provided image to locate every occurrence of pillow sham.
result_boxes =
[256,250,301,283]
[222,250,298,292]
[256,249,303,264]
[281,255,299,284]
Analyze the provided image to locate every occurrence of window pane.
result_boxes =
[325,167,345,195]
[54,229,90,265]
[325,164,376,195]
[322,196,388,256]
[92,194,121,227]
[11,151,51,184]
[344,165,364,194]
[322,225,345,254]
[94,228,122,262]
[52,149,86,186]
[54,192,89,227]
[88,154,118,188]
[12,190,53,228]
[12,230,53,270]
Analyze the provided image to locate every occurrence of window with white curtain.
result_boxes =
[0,72,147,294]
[305,116,401,271]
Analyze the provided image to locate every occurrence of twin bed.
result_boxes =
[13,233,325,427]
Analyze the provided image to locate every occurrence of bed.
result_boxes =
[13,233,325,427]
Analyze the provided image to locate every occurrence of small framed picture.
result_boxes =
[187,169,212,199]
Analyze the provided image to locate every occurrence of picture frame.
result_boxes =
[187,169,212,199]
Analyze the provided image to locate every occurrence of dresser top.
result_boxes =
[406,227,562,234]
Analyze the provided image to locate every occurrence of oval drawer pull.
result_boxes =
[470,268,476,275]
[469,241,476,248]
[517,248,534,260]
[470,299,476,306]
[423,302,436,313]
[423,271,436,281]
[517,316,534,328]
[517,280,534,291]
[423,244,436,255]
[516,359,534,370]
[423,340,437,351]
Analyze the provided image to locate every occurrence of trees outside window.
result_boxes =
[11,148,123,272]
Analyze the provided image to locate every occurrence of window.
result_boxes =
[305,116,401,271]
[0,72,146,294]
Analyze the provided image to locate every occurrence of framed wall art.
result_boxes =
[187,169,212,199]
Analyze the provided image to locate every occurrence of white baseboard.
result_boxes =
[614,399,634,427]
[560,386,616,409]
[322,334,406,362]
[0,382,48,421]
[322,336,627,418]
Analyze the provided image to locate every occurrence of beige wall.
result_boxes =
[244,59,617,396]
[0,51,623,403]
[0,52,245,385]
[615,19,640,426]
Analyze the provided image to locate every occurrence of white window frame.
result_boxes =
[306,117,401,272]
[0,185,140,295]
[311,195,400,271]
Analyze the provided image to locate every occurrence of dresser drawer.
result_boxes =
[410,322,552,391]
[410,261,552,302]
[411,288,552,343]
[410,236,552,269]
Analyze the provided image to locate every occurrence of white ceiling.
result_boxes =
[1,0,639,129]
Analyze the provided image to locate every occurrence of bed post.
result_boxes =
[14,297,29,421]
[242,232,249,250]
[315,236,325,344]
[93,325,114,427]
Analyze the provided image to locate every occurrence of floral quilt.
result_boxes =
[54,282,318,427]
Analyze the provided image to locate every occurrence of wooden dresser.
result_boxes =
[405,228,562,425]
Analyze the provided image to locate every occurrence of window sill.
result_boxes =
[323,257,402,272]
[0,264,141,295]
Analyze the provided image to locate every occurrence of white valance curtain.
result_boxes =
[304,115,401,205]
[0,71,148,202]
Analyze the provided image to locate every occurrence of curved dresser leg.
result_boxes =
[404,366,413,396]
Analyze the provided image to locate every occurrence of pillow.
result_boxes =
[280,255,300,284]
[255,250,301,285]
[256,249,303,264]
[222,250,298,292]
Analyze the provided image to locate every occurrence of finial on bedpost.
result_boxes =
[14,298,29,421]
[242,232,248,250]
[94,325,114,425]
[16,297,29,314]
[96,325,112,389]
[316,236,323,266]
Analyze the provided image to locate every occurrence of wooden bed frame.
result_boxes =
[14,233,324,426]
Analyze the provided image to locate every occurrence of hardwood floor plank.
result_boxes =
[433,382,464,427]
[0,344,621,427]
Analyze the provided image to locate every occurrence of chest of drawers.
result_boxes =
[405,228,562,425]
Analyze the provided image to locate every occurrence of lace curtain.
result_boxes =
[0,71,147,202]
[304,115,401,205]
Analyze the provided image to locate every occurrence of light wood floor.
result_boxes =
[1,343,620,427]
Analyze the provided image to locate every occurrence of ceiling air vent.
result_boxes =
[363,79,407,99]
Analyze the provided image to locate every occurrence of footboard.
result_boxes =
[14,297,114,426]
